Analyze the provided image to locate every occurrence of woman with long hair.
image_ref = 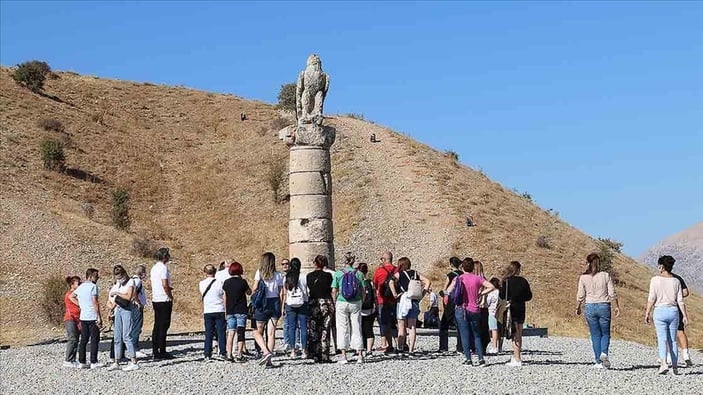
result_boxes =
[392,257,431,354]
[473,260,491,356]
[358,262,376,356]
[107,265,139,371]
[575,253,620,369]
[645,255,689,375]
[63,276,82,368]
[283,257,309,358]
[252,252,283,367]
[306,255,335,363]
[500,261,532,367]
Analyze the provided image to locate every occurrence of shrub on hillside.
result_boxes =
[267,158,288,203]
[41,274,68,327]
[40,139,66,171]
[344,113,366,120]
[38,118,64,132]
[81,202,95,219]
[445,150,459,162]
[111,188,131,230]
[131,236,156,258]
[521,192,533,202]
[597,237,623,253]
[12,60,51,93]
[535,235,551,249]
[277,83,296,112]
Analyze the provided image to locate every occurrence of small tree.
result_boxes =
[40,139,66,171]
[277,82,296,112]
[41,274,67,327]
[597,237,623,253]
[597,240,616,273]
[111,188,131,230]
[12,60,51,93]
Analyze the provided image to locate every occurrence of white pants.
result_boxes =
[336,300,363,351]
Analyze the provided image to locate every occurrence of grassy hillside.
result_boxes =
[1,67,700,348]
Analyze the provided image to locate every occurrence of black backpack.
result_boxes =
[380,267,395,298]
[361,279,375,310]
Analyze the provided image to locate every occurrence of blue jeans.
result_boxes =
[584,303,611,363]
[455,308,483,361]
[285,304,309,349]
[204,312,227,358]
[653,306,679,366]
[130,306,143,352]
[114,305,135,359]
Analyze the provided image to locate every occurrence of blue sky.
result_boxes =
[2,1,701,257]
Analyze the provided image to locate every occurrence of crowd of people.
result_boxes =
[61,247,692,375]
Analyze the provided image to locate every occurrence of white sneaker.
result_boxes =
[593,363,604,369]
[506,358,522,367]
[357,353,365,364]
[62,361,76,368]
[107,362,120,371]
[658,363,669,375]
[337,358,349,365]
[122,362,140,371]
[600,353,611,369]
[90,362,105,369]
[78,363,90,369]
[135,351,148,359]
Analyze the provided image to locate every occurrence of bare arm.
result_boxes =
[162,279,173,301]
[420,274,432,293]
[445,277,457,295]
[644,300,655,324]
[92,295,102,325]
[682,288,689,298]
[69,293,80,307]
[479,279,495,294]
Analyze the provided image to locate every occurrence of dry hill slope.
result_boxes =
[1,67,700,347]
[640,221,703,293]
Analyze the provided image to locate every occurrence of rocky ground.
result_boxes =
[1,330,700,395]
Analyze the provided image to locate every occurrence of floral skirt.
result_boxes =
[307,298,335,362]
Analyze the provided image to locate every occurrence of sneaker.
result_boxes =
[234,355,246,363]
[593,363,604,369]
[213,354,226,361]
[600,353,611,369]
[658,364,669,375]
[684,358,692,367]
[357,353,365,364]
[135,351,148,359]
[506,358,522,367]
[78,363,90,369]
[203,356,212,362]
[672,367,680,375]
[462,359,471,365]
[62,361,76,368]
[337,357,349,365]
[107,362,121,371]
[264,361,275,369]
[478,360,487,367]
[257,353,273,366]
[160,352,175,360]
[90,362,105,369]
[122,362,140,371]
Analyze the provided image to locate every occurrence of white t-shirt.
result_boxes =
[109,279,136,304]
[285,276,309,304]
[199,277,225,314]
[486,289,500,316]
[73,282,99,321]
[151,261,171,302]
[254,270,284,298]
[132,276,147,306]
[215,269,231,285]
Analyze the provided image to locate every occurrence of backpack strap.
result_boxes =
[201,278,217,301]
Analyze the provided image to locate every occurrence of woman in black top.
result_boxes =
[306,255,334,363]
[222,262,251,362]
[439,257,464,352]
[499,261,532,367]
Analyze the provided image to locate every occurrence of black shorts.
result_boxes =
[510,304,526,325]
[678,308,685,331]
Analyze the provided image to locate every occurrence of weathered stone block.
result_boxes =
[290,242,335,272]
[290,147,330,173]
[289,171,330,196]
[289,218,333,243]
[290,195,331,219]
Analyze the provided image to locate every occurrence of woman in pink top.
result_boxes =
[575,253,620,369]
[445,259,495,366]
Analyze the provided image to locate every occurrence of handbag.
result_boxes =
[405,271,424,300]
[496,278,513,339]
[114,294,131,309]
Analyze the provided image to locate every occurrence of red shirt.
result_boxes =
[63,290,80,322]
[372,264,397,305]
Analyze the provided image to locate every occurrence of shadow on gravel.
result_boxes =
[521,349,563,356]
[528,360,594,366]
[613,364,660,371]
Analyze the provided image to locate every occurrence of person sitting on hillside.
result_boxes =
[62,275,82,368]
[391,257,431,355]
[331,253,367,364]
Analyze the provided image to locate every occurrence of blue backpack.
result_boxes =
[341,269,359,300]
[251,279,267,310]
[450,274,464,306]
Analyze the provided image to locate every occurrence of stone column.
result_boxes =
[288,145,334,269]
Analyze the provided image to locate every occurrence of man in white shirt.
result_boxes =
[215,260,232,285]
[70,268,104,369]
[200,264,227,361]
[151,248,174,360]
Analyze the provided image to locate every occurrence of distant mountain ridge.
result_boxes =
[639,222,703,293]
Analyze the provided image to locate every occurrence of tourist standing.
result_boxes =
[645,255,689,375]
[358,263,376,355]
[283,258,309,358]
[670,259,693,367]
[473,260,491,355]
[307,255,335,363]
[107,265,140,371]
[485,277,501,354]
[331,254,366,364]
[252,252,284,367]
[439,257,463,352]
[500,261,532,367]
[372,251,397,353]
[575,253,620,369]
[63,276,82,368]
[70,268,104,369]
[200,264,227,361]
[130,265,147,358]
[392,257,431,354]
[222,261,251,362]
[151,247,174,360]
[445,259,495,366]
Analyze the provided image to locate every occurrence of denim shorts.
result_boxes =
[398,300,420,320]
[488,315,498,330]
[254,297,281,322]
[226,314,248,330]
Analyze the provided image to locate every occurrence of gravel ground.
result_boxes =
[1,331,700,395]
